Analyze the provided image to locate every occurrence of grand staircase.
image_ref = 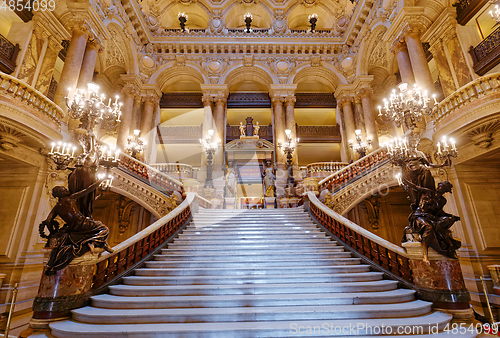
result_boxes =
[49,208,475,337]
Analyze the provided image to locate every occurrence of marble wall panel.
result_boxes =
[35,47,57,95]
[447,36,472,88]
[17,31,43,85]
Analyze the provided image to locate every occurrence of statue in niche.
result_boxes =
[253,121,260,136]
[239,122,245,137]
[224,164,237,198]
[39,179,113,275]
[263,160,275,197]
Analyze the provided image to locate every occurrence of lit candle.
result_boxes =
[437,142,441,154]
[378,106,382,115]
[61,143,67,155]
[108,98,111,106]
[433,95,437,105]
[450,138,457,151]
[50,142,55,153]
[72,146,76,157]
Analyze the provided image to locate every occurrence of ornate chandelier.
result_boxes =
[378,83,437,130]
[49,141,77,170]
[348,129,372,157]
[66,83,122,132]
[279,129,299,187]
[490,1,500,22]
[125,129,146,159]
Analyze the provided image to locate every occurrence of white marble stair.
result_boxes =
[49,208,476,337]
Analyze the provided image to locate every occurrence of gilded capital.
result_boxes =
[285,95,296,105]
[358,87,373,99]
[390,40,408,55]
[86,38,103,53]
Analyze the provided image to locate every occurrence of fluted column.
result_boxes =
[213,96,226,171]
[116,85,136,150]
[54,25,89,110]
[405,30,434,91]
[285,95,297,166]
[359,88,379,149]
[77,39,101,89]
[392,41,415,85]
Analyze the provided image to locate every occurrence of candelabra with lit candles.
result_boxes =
[278,129,299,188]
[348,129,372,158]
[125,130,146,159]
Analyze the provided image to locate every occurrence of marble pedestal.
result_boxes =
[30,249,101,328]
[264,197,275,209]
[488,265,500,296]
[403,242,472,319]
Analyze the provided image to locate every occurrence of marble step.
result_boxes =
[91,289,414,308]
[72,300,432,324]
[181,228,323,234]
[167,243,337,250]
[154,251,351,262]
[153,252,351,261]
[176,233,327,240]
[50,312,465,338]
[109,280,398,296]
[123,271,382,286]
[170,238,333,245]
[145,257,359,269]
[134,262,363,277]
[190,220,314,225]
[161,247,344,255]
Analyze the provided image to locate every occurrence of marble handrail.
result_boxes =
[318,148,389,191]
[307,191,413,283]
[0,71,64,128]
[431,72,500,125]
[150,163,194,179]
[119,153,183,193]
[306,162,348,178]
[92,193,196,289]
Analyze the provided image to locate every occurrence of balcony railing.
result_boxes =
[318,149,390,192]
[455,0,488,25]
[297,125,341,143]
[306,162,348,178]
[0,34,20,74]
[469,25,500,76]
[150,163,195,180]
[431,72,500,132]
[0,72,64,129]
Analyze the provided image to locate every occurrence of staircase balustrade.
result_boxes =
[119,153,183,194]
[150,162,194,179]
[92,193,207,292]
[307,191,413,284]
[306,161,348,178]
[0,71,64,129]
[318,148,390,192]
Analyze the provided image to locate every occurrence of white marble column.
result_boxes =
[272,96,285,167]
[340,97,357,161]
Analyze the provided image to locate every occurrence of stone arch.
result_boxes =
[286,2,336,30]
[157,1,210,29]
[289,65,339,92]
[149,62,208,91]
[221,63,277,90]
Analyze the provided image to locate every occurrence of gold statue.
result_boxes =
[253,121,260,136]
[239,122,245,137]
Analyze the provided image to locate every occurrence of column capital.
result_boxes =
[357,87,373,99]
[269,84,297,101]
[86,38,103,53]
[284,95,296,105]
[336,96,353,108]
[200,84,229,100]
[202,94,213,106]
[390,39,408,55]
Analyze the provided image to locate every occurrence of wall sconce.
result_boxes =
[244,13,253,33]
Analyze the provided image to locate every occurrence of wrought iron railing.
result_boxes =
[469,26,500,75]
[455,0,488,25]
[0,33,20,74]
